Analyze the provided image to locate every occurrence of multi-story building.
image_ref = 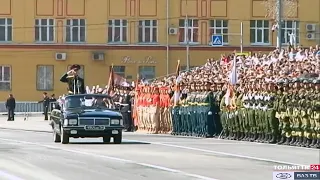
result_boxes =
[0,0,319,100]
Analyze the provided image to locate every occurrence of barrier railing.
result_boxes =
[0,101,55,115]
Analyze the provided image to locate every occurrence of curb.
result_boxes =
[0,127,51,133]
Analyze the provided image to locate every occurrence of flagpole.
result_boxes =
[185,0,190,70]
[276,0,282,49]
[240,22,243,53]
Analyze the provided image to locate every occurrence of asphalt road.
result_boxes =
[0,129,318,180]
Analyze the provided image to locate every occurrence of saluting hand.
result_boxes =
[67,70,76,76]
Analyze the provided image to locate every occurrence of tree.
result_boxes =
[262,0,298,21]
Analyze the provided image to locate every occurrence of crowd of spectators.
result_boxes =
[150,45,320,91]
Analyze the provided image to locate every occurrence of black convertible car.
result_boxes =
[50,94,124,144]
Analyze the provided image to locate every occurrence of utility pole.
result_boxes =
[276,0,282,49]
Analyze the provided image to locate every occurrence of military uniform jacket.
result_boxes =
[60,73,85,94]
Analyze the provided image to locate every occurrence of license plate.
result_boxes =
[84,125,105,130]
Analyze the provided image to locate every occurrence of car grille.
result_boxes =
[79,118,110,126]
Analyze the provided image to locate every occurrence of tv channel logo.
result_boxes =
[273,172,294,180]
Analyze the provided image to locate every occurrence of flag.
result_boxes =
[229,56,238,85]
[107,64,115,93]
[174,60,181,106]
[225,84,234,107]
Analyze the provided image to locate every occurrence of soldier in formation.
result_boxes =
[215,78,319,148]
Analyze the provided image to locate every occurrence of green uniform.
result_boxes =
[311,81,320,148]
[236,92,244,139]
[266,90,278,143]
[219,95,228,138]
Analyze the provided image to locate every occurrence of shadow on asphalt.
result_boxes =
[68,141,151,145]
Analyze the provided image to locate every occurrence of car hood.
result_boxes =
[65,108,122,118]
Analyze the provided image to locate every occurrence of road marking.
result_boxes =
[0,138,218,180]
[1,128,318,151]
[123,139,308,166]
[0,170,25,180]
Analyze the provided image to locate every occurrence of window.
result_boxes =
[108,19,127,43]
[110,66,126,77]
[0,66,11,90]
[67,65,85,78]
[250,20,270,44]
[139,66,155,79]
[181,66,196,71]
[0,18,12,42]
[209,20,228,43]
[36,65,54,90]
[281,20,299,44]
[138,20,157,43]
[35,19,54,42]
[66,19,86,43]
[179,19,199,43]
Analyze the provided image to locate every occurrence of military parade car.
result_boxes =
[50,94,124,144]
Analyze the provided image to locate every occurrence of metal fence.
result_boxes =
[0,101,48,115]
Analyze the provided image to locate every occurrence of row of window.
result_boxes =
[0,65,157,91]
[0,18,299,44]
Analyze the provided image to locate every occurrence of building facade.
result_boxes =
[0,0,319,100]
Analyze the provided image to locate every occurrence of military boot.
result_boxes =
[310,138,317,148]
[295,137,302,146]
[242,133,248,141]
[249,133,254,142]
[260,133,267,143]
[240,132,245,140]
[277,136,285,144]
[264,134,270,143]
[233,132,237,140]
[289,136,296,146]
[283,137,291,145]
[305,138,312,148]
[300,137,307,147]
[315,139,320,149]
[269,134,277,144]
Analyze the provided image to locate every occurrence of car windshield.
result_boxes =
[64,95,115,110]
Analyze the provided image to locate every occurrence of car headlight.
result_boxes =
[111,119,120,125]
[68,119,78,125]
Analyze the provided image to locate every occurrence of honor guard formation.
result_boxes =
[57,46,320,149]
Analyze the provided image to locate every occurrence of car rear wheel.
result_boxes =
[61,128,69,144]
[53,129,61,143]
[103,136,111,144]
[113,131,122,144]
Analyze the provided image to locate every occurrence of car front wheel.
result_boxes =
[103,136,111,144]
[113,131,122,144]
[61,127,69,144]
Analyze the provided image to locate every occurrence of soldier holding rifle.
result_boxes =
[60,64,85,94]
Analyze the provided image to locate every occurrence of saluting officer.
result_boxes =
[60,64,85,94]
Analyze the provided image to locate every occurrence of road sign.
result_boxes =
[211,35,223,46]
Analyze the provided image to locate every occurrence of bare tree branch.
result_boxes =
[262,0,298,21]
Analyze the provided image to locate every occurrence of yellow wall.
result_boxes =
[0,0,319,100]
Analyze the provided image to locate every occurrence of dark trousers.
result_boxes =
[122,112,133,131]
[7,109,14,120]
[44,106,49,120]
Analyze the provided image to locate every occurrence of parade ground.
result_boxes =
[0,116,318,180]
